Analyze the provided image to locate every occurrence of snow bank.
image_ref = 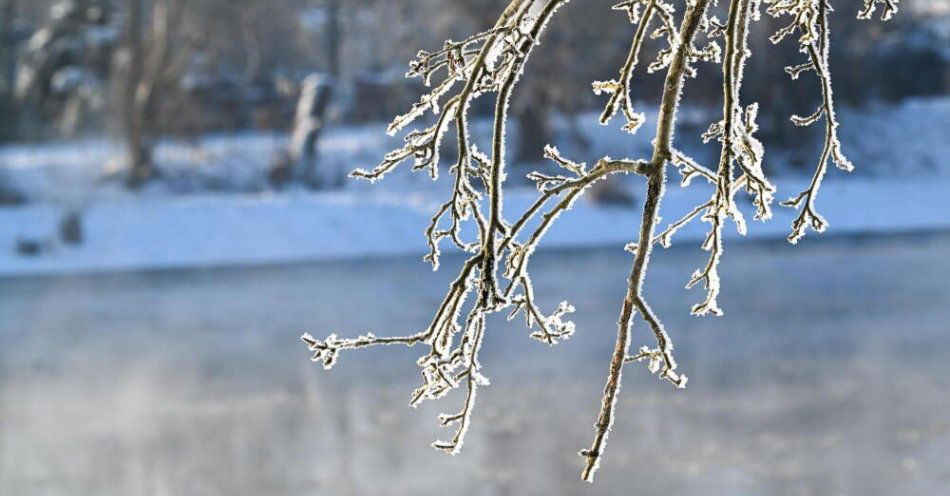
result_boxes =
[1,97,947,201]
[0,175,947,277]
[0,96,947,277]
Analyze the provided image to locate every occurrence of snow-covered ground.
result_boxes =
[0,96,947,277]
[1,175,947,277]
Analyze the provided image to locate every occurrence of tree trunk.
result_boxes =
[0,0,18,141]
[326,0,341,77]
[123,0,154,188]
[279,0,341,189]
[288,74,332,187]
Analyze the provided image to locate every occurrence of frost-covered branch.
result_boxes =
[684,0,773,316]
[302,0,899,482]
[593,0,659,132]
[768,0,857,243]
[309,0,580,456]
[580,0,712,479]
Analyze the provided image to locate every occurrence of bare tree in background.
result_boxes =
[0,0,17,140]
[302,0,900,482]
[120,0,147,186]
[276,0,341,188]
[118,0,195,187]
[0,0,18,200]
[11,0,118,139]
[285,74,334,186]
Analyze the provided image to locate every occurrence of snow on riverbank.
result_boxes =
[0,96,947,277]
[1,97,948,201]
[1,175,947,277]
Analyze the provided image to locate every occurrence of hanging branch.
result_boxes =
[683,0,773,316]
[766,0,877,243]
[302,0,899,482]
[580,0,711,479]
[592,0,660,132]
[307,0,577,456]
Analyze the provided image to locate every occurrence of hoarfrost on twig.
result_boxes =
[301,0,898,483]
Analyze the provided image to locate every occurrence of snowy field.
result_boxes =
[0,175,948,277]
[1,234,948,495]
[0,97,948,277]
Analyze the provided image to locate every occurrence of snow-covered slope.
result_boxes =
[1,97,948,201]
[0,96,947,277]
[1,175,947,277]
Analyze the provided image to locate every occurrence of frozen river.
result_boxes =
[1,233,949,495]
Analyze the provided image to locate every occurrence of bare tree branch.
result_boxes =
[302,0,900,482]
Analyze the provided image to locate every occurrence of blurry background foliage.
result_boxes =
[0,0,946,188]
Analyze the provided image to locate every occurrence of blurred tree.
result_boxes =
[119,0,148,186]
[275,73,334,188]
[115,0,314,187]
[0,0,942,193]
[12,0,117,139]
[0,0,16,140]
[281,0,342,188]
[116,0,198,187]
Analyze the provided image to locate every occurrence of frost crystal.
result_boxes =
[302,0,897,483]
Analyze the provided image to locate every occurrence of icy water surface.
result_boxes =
[1,234,949,495]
